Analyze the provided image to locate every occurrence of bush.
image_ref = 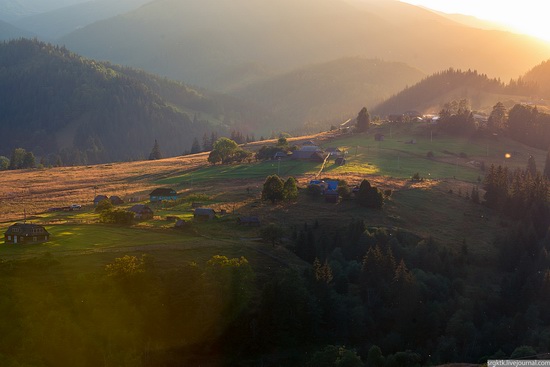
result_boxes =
[99,209,135,224]
[95,198,113,213]
[426,151,434,158]
[356,179,384,209]
[307,184,323,198]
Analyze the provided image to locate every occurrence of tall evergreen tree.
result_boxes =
[148,139,162,160]
[527,155,537,177]
[356,107,370,132]
[488,101,507,131]
[190,137,201,154]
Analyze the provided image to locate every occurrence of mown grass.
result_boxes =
[156,159,321,185]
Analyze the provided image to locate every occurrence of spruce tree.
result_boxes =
[190,137,201,154]
[148,139,162,160]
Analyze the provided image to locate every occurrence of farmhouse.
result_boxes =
[4,223,49,244]
[110,195,124,205]
[128,204,154,220]
[292,145,323,160]
[194,208,216,221]
[149,188,177,202]
[273,151,288,160]
[93,195,108,206]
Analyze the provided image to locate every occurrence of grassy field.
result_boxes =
[0,123,544,269]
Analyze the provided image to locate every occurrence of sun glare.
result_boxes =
[400,0,550,42]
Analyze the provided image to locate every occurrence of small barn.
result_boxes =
[237,216,261,226]
[93,195,108,206]
[194,208,216,221]
[128,204,154,220]
[292,146,323,160]
[110,195,124,205]
[149,188,177,202]
[273,151,288,160]
[4,223,49,244]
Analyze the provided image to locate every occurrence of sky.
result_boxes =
[400,0,549,42]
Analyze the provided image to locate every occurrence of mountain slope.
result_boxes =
[234,57,425,131]
[13,0,151,40]
[0,0,89,21]
[0,39,263,164]
[60,0,550,89]
[372,68,537,115]
[523,60,550,98]
[0,18,33,40]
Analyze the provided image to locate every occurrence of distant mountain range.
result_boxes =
[234,57,426,131]
[12,0,150,40]
[0,18,33,40]
[59,0,550,90]
[0,0,88,21]
[0,39,271,164]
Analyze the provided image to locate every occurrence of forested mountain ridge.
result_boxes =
[373,68,538,115]
[0,18,33,40]
[523,60,550,98]
[0,39,262,165]
[59,0,550,90]
[233,57,426,132]
[12,0,151,40]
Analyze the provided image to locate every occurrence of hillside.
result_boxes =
[0,39,270,164]
[373,68,538,115]
[0,0,88,21]
[59,0,550,90]
[523,59,550,98]
[0,125,548,365]
[0,18,33,40]
[233,57,426,132]
[12,0,151,40]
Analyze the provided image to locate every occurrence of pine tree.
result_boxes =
[527,155,537,177]
[190,137,201,154]
[148,139,162,160]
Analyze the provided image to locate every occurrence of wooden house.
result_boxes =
[149,188,177,202]
[292,145,323,160]
[128,204,154,220]
[194,208,216,221]
[93,195,108,206]
[110,195,124,205]
[4,223,49,244]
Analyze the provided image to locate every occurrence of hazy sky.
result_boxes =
[400,0,549,42]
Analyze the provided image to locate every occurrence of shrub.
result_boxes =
[426,151,434,158]
[95,198,113,213]
[307,184,323,198]
[99,209,135,224]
